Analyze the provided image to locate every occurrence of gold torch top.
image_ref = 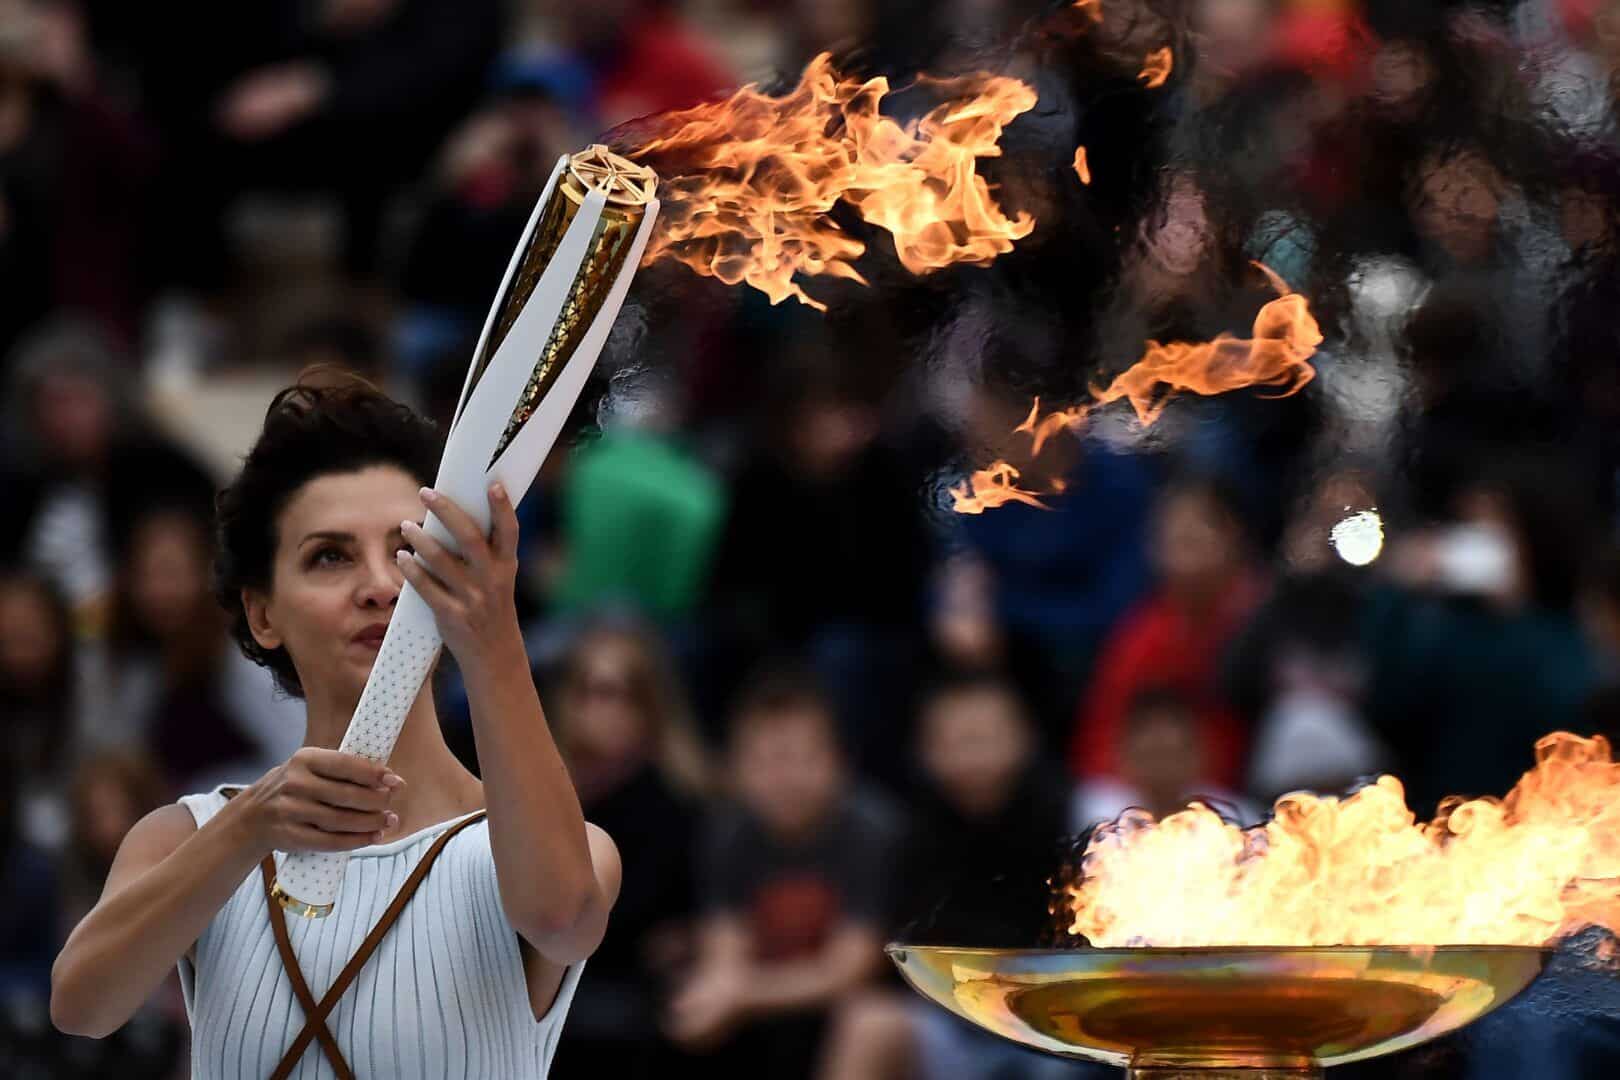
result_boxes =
[564,144,658,209]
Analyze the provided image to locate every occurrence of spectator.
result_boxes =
[894,672,1070,946]
[141,0,502,293]
[0,572,78,851]
[548,0,733,128]
[0,745,64,1073]
[0,318,215,631]
[395,48,593,388]
[707,357,931,770]
[1073,685,1261,829]
[57,751,171,934]
[42,751,186,1079]
[548,618,708,1080]
[1225,470,1388,800]
[1364,454,1600,813]
[1070,477,1263,790]
[668,668,900,1080]
[0,746,57,1004]
[942,381,1158,745]
[551,427,727,622]
[85,506,302,791]
[0,0,154,358]
[816,671,1075,1080]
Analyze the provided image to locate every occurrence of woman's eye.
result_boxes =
[310,547,348,568]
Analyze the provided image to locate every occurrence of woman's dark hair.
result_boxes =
[214,377,441,697]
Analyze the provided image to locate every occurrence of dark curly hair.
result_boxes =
[214,376,441,697]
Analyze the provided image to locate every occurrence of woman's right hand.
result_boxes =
[238,748,404,855]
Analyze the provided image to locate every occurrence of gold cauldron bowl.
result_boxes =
[887,943,1549,1079]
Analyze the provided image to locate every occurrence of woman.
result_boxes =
[50,379,621,1078]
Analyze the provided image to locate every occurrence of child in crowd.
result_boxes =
[1073,685,1260,829]
[668,669,900,1080]
[817,672,1078,1080]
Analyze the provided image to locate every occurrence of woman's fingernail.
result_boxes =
[395,549,410,564]
[385,812,399,829]
[420,487,438,503]
[491,482,507,501]
[382,773,405,788]
[401,519,417,534]
[373,831,385,843]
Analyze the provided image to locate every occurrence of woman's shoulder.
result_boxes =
[175,783,253,829]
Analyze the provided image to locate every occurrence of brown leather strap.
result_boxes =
[259,857,353,1080]
[235,794,487,1080]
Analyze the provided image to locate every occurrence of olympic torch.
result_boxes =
[270,145,660,916]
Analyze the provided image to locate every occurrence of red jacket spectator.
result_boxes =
[1069,573,1262,788]
[594,10,734,126]
[1069,480,1263,788]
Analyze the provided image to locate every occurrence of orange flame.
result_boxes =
[1073,145,1092,185]
[949,461,1051,515]
[630,54,1038,311]
[1139,47,1174,88]
[1064,732,1620,948]
[1091,264,1320,426]
[949,264,1320,513]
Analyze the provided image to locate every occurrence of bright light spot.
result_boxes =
[1331,509,1384,566]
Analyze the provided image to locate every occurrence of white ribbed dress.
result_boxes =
[175,785,582,1079]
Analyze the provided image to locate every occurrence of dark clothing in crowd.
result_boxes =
[953,439,1156,741]
[0,86,154,360]
[894,764,1071,948]
[703,791,900,960]
[695,790,901,1080]
[553,765,697,1080]
[1361,587,1597,814]
[712,444,930,652]
[708,444,931,769]
[139,0,502,283]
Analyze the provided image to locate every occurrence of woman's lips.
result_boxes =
[351,624,389,649]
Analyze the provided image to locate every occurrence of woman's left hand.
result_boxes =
[397,484,523,670]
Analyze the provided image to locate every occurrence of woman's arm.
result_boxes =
[51,802,254,1038]
[51,749,401,1038]
[399,485,621,963]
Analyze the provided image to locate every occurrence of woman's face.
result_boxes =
[562,636,649,766]
[245,466,420,706]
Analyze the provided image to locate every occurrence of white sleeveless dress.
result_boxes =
[176,785,582,1079]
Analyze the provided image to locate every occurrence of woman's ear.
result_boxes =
[242,587,281,651]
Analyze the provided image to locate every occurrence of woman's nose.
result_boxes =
[356,552,402,608]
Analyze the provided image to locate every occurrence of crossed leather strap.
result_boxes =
[224,789,487,1080]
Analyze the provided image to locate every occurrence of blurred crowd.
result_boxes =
[3,0,1620,1078]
